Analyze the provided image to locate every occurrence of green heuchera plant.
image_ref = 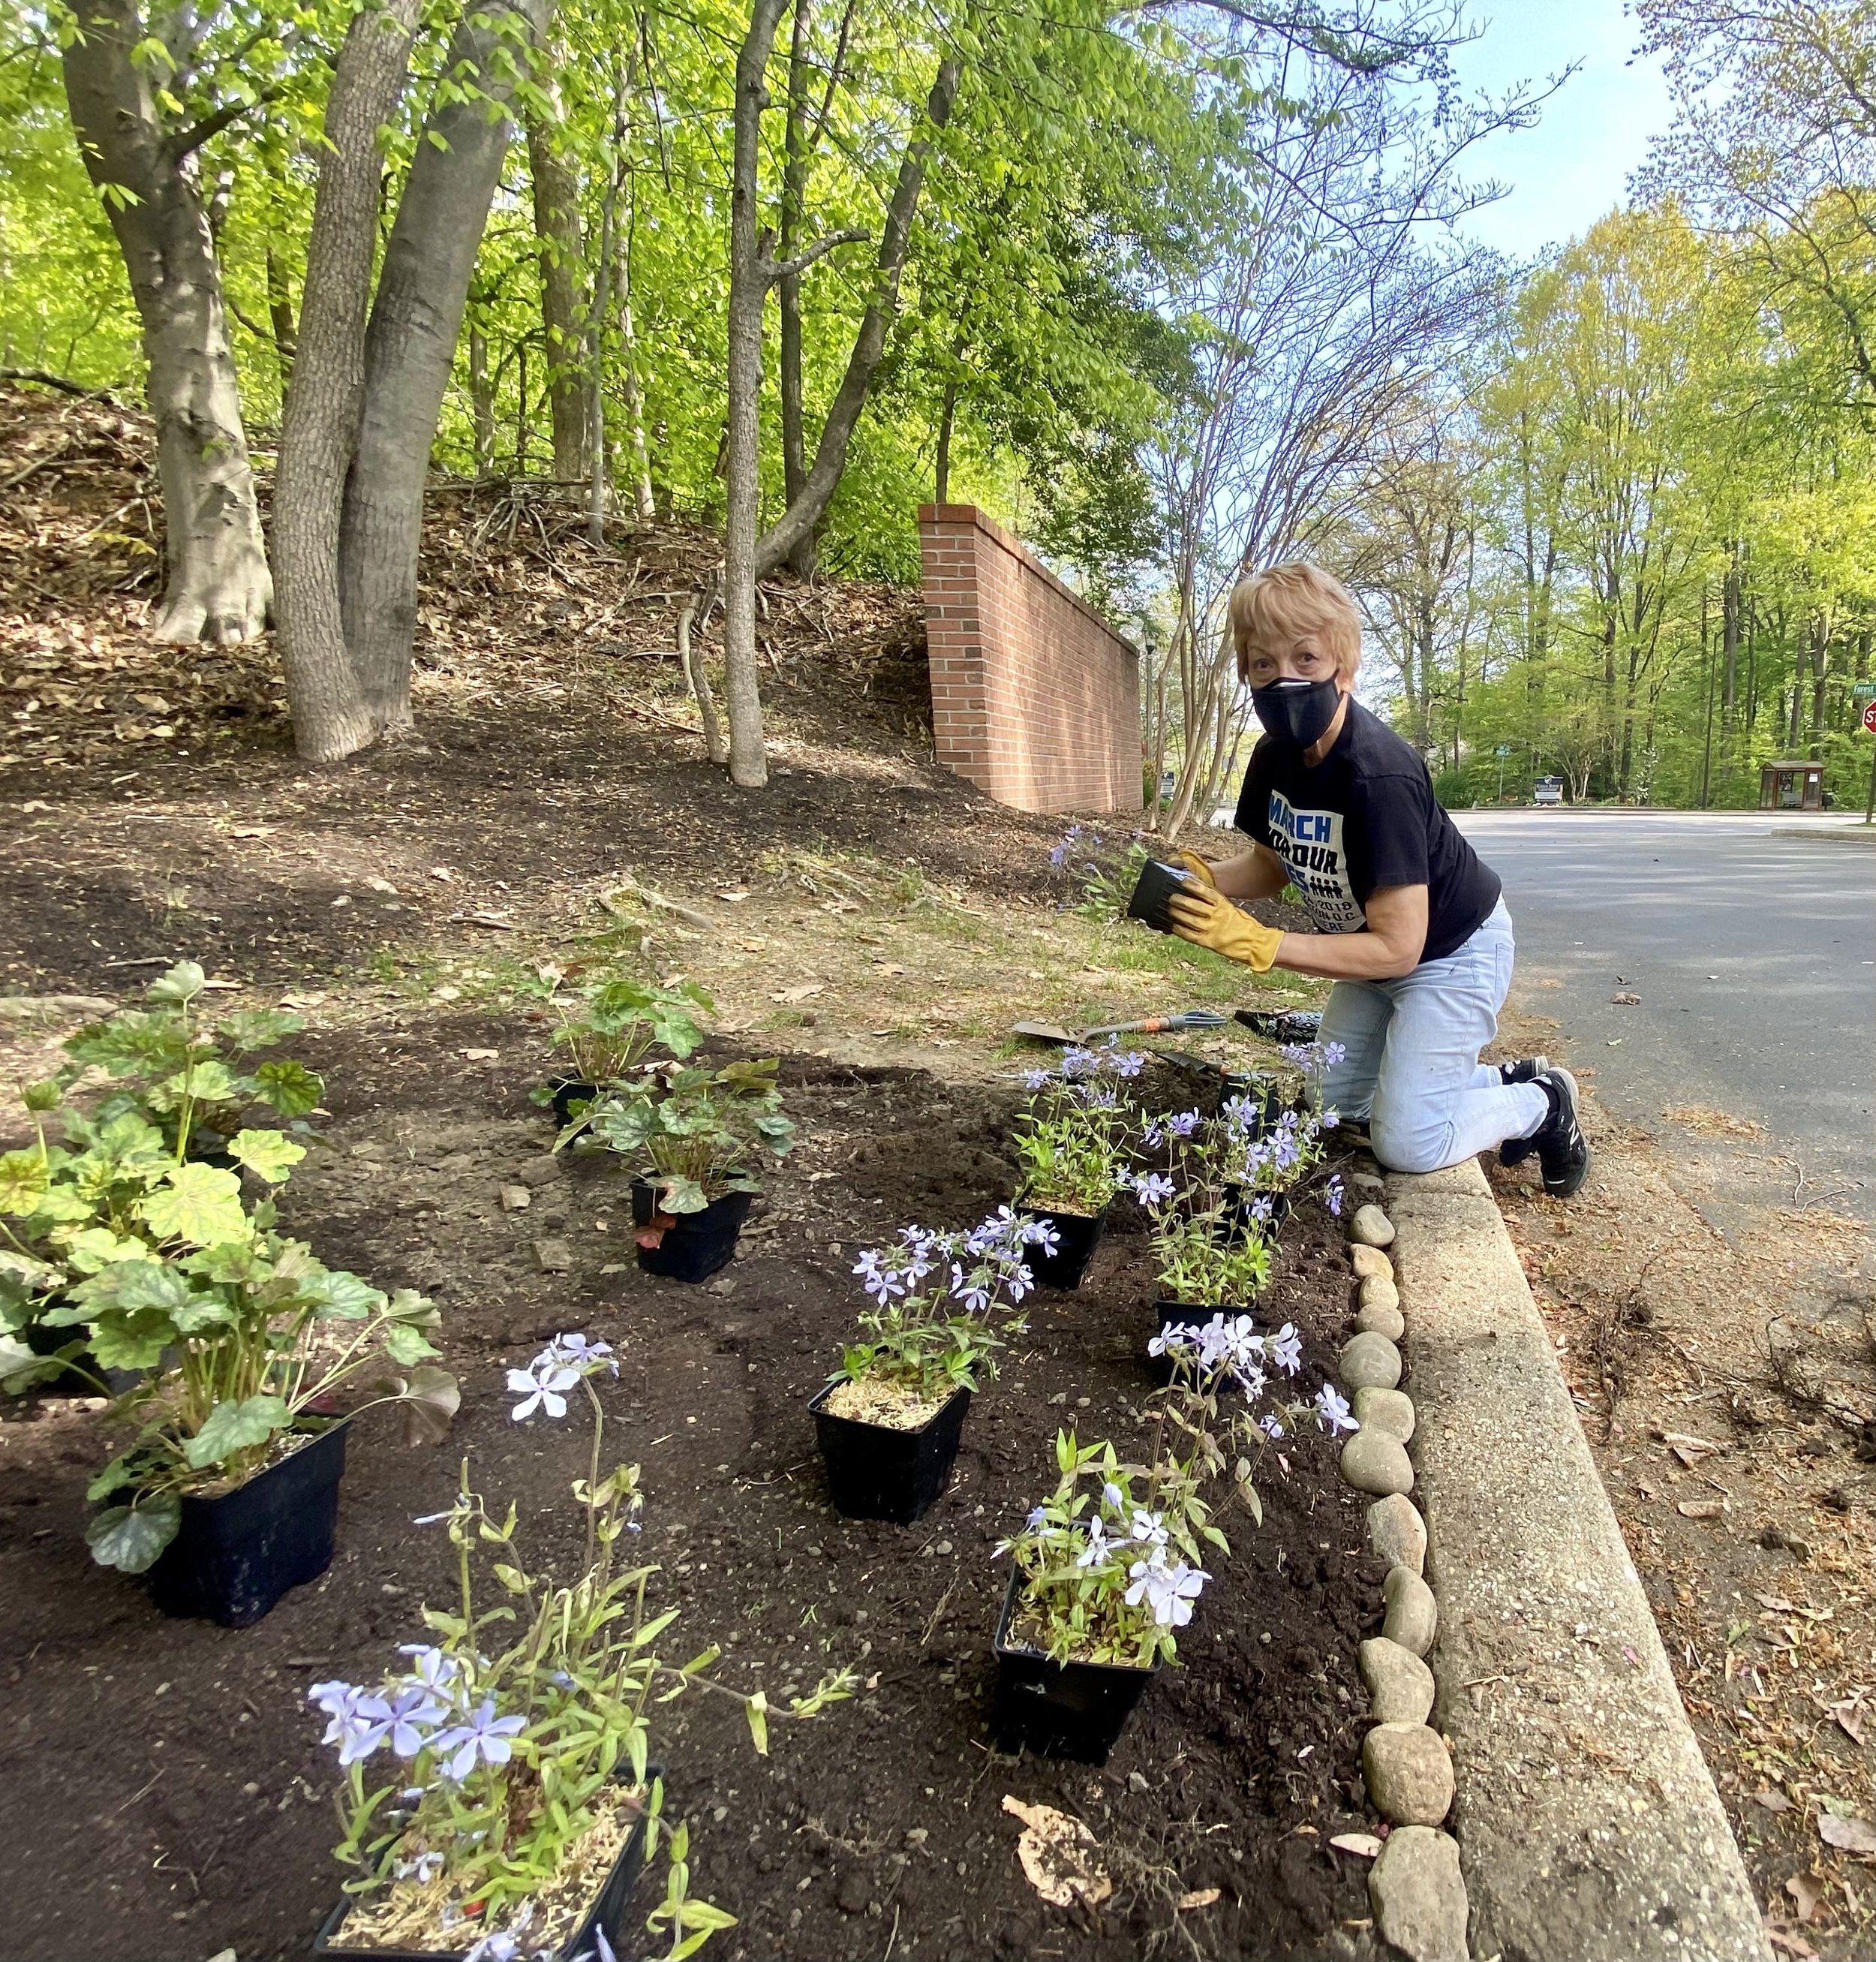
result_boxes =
[58,959,324,1157]
[533,976,713,1112]
[579,1058,795,1215]
[1152,1210,1272,1307]
[317,1342,850,1960]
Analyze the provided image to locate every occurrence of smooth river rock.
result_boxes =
[1357,1273,1401,1313]
[1355,1300,1406,1341]
[1350,1243,1395,1284]
[1367,1491,1427,1573]
[1349,1203,1396,1248]
[1354,1386,1416,1444]
[1383,1563,1439,1657]
[1340,1428,1415,1497]
[1339,1330,1402,1392]
[1360,1636,1436,1724]
[1369,1825,1470,1961]
[1363,1721,1455,1825]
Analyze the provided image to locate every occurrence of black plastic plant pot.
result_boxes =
[548,1076,601,1127]
[991,1569,1156,1765]
[1125,858,1194,934]
[1148,1299,1260,1386]
[809,1381,973,1524]
[1023,1205,1108,1289]
[630,1178,753,1283]
[311,1771,656,1962]
[147,1421,348,1629]
[1215,1185,1289,1242]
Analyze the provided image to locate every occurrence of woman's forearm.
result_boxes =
[1273,931,1421,982]
[1208,847,1287,902]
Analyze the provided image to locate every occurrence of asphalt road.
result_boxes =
[1451,811,1875,1220]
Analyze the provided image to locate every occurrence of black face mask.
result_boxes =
[1251,677,1344,751]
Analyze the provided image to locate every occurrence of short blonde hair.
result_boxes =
[1228,563,1363,682]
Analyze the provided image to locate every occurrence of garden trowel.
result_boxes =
[1010,1008,1228,1046]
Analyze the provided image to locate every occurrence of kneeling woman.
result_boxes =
[1168,563,1589,1197]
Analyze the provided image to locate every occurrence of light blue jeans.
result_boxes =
[1317,898,1550,1175]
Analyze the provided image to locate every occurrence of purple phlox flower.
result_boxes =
[852,1249,907,1304]
[1079,1084,1120,1111]
[1130,1171,1176,1208]
[337,1695,395,1765]
[1321,1108,1340,1129]
[1006,1263,1033,1303]
[398,1645,464,1701]
[1111,1049,1145,1079]
[1129,1508,1169,1548]
[464,1904,536,1962]
[433,1698,527,1783]
[395,1849,446,1885]
[1022,1218,1061,1254]
[1221,1094,1260,1134]
[1323,1041,1346,1067]
[507,1356,582,1422]
[384,1683,448,1757]
[1249,1195,1275,1222]
[1167,1109,1202,1138]
[1074,1518,1114,1569]
[1048,840,1071,869]
[1060,1045,1097,1079]
[952,1270,993,1315]
[1315,1383,1357,1434]
[572,1929,620,1962]
[540,1332,618,1377]
[1025,1505,1048,1530]
[1125,1553,1210,1627]
[1269,1323,1303,1375]
[310,1678,360,1720]
[1260,1411,1285,1440]
[1271,1130,1301,1172]
[1147,1322,1199,1359]
[1141,1121,1164,1148]
[1021,1067,1053,1091]
[1324,1175,1345,1217]
[1102,1481,1125,1512]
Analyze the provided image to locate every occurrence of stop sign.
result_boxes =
[1865,700,1876,734]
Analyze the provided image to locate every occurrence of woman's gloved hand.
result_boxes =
[1172,850,1216,888]
[1166,887,1285,973]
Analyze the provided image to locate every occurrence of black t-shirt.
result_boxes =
[1232,700,1502,964]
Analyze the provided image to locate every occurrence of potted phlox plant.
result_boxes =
[1010,1042,1139,1288]
[311,1337,852,1962]
[812,1208,1046,1524]
[577,1058,796,1283]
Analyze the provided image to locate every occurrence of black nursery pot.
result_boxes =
[147,1421,347,1629]
[1148,1298,1259,1386]
[1125,858,1194,934]
[312,1771,656,1962]
[810,1382,973,1524]
[991,1569,1156,1764]
[548,1076,601,1127]
[1023,1205,1108,1289]
[630,1178,753,1283]
[1215,1184,1289,1242]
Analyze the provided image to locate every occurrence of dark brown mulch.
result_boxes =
[0,1019,1384,1962]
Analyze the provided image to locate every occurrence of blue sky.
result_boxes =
[1442,0,1676,259]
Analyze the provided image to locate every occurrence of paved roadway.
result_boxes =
[1450,811,1874,1222]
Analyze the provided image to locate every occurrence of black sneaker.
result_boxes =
[1497,1055,1550,1085]
[1531,1067,1589,1196]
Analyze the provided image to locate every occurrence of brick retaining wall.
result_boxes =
[918,503,1141,814]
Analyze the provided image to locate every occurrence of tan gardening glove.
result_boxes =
[1166,886,1285,973]
[1172,850,1217,889]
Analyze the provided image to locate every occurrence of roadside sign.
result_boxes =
[1863,700,1876,734]
[1495,744,1511,757]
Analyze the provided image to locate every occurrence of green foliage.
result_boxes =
[534,976,713,1100]
[1151,1211,1270,1309]
[577,1058,795,1213]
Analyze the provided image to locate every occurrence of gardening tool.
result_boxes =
[1234,1007,1323,1045]
[1010,1009,1228,1046]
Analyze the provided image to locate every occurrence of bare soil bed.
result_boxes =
[1,1022,1384,1962]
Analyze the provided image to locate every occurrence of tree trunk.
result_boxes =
[266,245,296,391]
[722,0,794,788]
[526,95,589,485]
[62,0,272,643]
[1808,615,1829,757]
[618,242,657,522]
[469,322,496,474]
[1721,544,1741,738]
[338,0,552,731]
[933,372,958,504]
[777,0,814,576]
[273,0,422,763]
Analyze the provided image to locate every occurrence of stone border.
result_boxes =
[1368,1157,1773,1962]
[1333,1186,1471,1962]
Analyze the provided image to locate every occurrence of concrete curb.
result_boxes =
[1384,1160,1771,1962]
